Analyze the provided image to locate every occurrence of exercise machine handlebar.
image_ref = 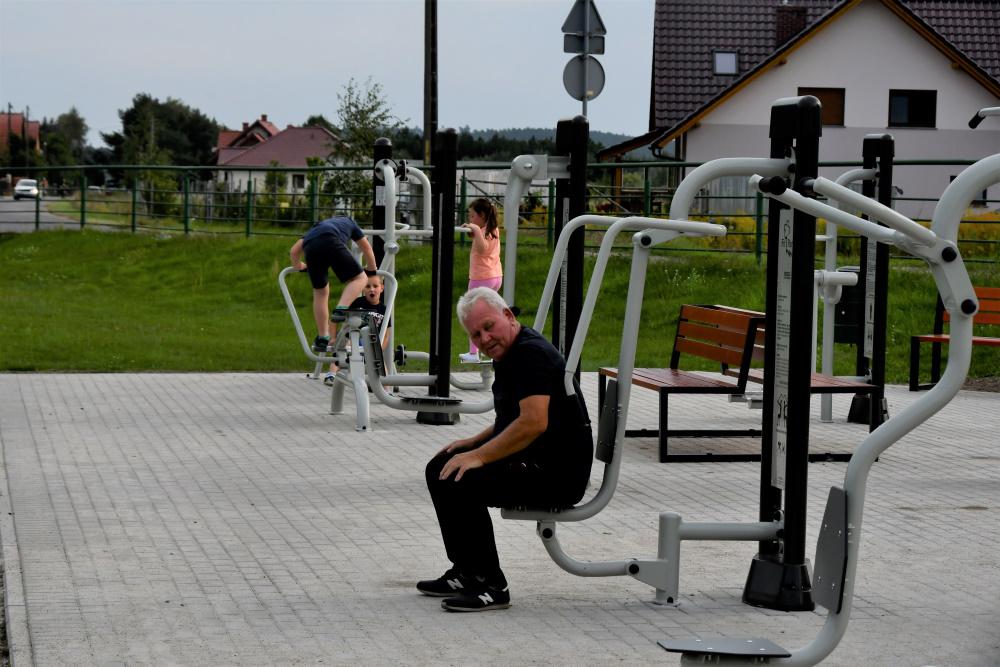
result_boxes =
[668,157,791,221]
[968,105,1000,128]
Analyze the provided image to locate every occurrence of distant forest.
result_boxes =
[385,126,654,162]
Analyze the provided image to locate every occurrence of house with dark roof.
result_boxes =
[213,115,343,193]
[600,0,1000,218]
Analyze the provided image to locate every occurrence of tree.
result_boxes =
[103,93,221,167]
[304,114,338,134]
[53,107,88,162]
[335,77,406,163]
[319,78,406,223]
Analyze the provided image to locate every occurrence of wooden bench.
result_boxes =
[599,304,764,462]
[909,285,1000,391]
[599,304,879,462]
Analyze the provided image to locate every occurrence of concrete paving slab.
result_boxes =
[0,372,997,666]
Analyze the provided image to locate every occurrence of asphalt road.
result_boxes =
[0,196,80,232]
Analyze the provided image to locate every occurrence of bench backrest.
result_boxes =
[936,285,1000,331]
[670,305,765,386]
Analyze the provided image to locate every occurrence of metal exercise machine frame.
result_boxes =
[661,123,994,667]
[501,214,729,604]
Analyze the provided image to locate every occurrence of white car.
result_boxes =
[13,178,39,200]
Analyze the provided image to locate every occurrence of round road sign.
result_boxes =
[563,54,605,102]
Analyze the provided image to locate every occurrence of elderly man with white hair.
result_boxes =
[417,287,594,612]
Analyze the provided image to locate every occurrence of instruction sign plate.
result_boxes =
[864,237,877,359]
[771,209,793,490]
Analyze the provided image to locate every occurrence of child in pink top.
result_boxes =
[460,198,503,363]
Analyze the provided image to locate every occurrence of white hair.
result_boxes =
[456,287,510,329]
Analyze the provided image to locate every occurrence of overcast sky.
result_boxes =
[0,0,655,147]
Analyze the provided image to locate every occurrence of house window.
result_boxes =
[798,87,845,126]
[292,174,305,190]
[889,90,936,128]
[713,51,738,75]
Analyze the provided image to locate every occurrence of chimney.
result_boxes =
[242,122,249,132]
[775,5,808,47]
[261,114,268,122]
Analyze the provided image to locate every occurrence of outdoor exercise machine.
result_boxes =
[659,97,991,664]
[819,134,894,427]
[369,137,493,393]
[278,130,495,430]
[501,213,727,599]
[502,116,589,361]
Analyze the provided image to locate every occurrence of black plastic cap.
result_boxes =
[961,299,978,315]
[628,563,640,575]
[541,527,554,539]
[758,176,788,196]
[769,95,823,142]
[969,114,984,129]
[941,246,958,262]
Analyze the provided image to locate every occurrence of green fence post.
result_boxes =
[643,167,652,217]
[547,178,555,247]
[131,177,138,232]
[183,174,190,235]
[754,191,764,265]
[245,178,254,238]
[80,173,87,229]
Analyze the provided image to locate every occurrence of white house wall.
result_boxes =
[685,0,1000,219]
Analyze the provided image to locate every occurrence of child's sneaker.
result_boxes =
[441,585,511,612]
[313,335,330,352]
[458,352,481,364]
[323,372,336,386]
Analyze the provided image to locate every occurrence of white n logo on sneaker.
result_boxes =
[477,592,494,605]
[447,578,463,590]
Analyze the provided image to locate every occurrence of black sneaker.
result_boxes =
[330,308,349,323]
[441,586,511,612]
[313,336,330,352]
[416,568,475,597]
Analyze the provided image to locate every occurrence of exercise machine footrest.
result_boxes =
[658,637,790,658]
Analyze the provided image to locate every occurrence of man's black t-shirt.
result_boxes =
[491,326,593,482]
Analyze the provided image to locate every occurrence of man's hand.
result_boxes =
[437,437,476,456]
[439,450,485,482]
[293,261,307,271]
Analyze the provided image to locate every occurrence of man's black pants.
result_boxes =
[425,452,588,586]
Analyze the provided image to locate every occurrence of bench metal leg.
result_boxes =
[909,337,921,391]
[658,391,669,463]
[930,340,943,386]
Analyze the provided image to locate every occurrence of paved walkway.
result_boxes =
[0,373,997,666]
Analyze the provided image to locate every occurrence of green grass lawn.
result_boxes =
[0,230,997,382]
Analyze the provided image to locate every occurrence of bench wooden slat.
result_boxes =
[674,337,746,367]
[912,334,1000,347]
[677,320,750,350]
[680,304,759,332]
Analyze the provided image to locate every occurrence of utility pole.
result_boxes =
[424,0,437,164]
[423,0,438,166]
